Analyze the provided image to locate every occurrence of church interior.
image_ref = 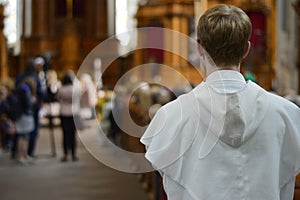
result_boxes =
[0,0,300,199]
[0,0,299,93]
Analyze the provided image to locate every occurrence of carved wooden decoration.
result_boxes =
[19,0,113,76]
[135,0,203,85]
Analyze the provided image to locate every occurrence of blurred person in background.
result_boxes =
[80,73,97,119]
[16,82,35,164]
[57,70,80,162]
[14,58,46,158]
[0,84,14,152]
[46,70,61,103]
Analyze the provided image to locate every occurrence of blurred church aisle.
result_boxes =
[0,121,149,200]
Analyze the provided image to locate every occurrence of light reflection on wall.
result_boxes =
[1,0,17,45]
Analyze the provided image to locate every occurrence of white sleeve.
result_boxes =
[280,102,300,188]
[162,173,195,200]
[280,177,295,200]
[140,99,197,171]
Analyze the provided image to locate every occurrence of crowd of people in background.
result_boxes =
[0,56,97,165]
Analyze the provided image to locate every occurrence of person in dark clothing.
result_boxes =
[57,70,80,162]
[0,85,14,151]
[14,58,46,158]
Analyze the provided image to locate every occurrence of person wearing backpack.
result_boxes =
[15,58,46,158]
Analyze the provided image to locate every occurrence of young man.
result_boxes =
[141,4,300,200]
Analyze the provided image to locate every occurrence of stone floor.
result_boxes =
[0,118,149,200]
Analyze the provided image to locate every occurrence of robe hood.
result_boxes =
[198,81,269,148]
[141,71,270,168]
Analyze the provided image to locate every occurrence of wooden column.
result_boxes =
[83,0,109,56]
[0,4,8,78]
[194,0,207,21]
[294,0,300,93]
[85,0,108,38]
[163,17,173,68]
[25,0,54,36]
[171,15,182,69]
[59,0,80,72]
[32,0,49,36]
[48,0,56,36]
[85,0,94,38]
[180,17,189,68]
[20,0,58,72]
[95,0,108,38]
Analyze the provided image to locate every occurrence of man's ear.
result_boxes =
[197,39,204,57]
[242,41,251,59]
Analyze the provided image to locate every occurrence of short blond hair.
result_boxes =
[197,4,252,67]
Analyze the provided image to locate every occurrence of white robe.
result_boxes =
[140,70,300,200]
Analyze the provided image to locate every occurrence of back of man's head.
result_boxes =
[197,4,252,68]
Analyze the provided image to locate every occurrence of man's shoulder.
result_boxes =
[158,88,202,121]
[246,81,296,108]
[266,90,298,109]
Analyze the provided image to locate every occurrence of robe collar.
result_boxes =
[205,70,247,94]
